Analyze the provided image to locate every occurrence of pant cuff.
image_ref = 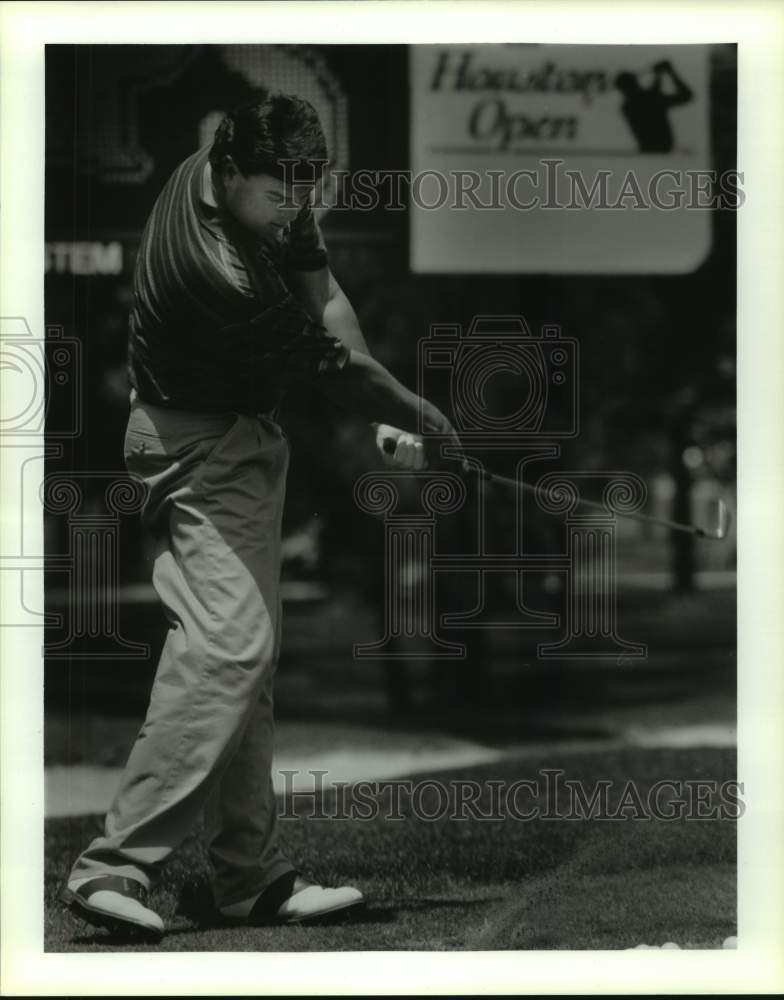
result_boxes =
[213,858,297,911]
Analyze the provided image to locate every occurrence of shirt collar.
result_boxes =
[200,157,219,211]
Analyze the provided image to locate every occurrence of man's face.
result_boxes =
[217,158,314,244]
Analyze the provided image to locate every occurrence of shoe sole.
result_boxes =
[60,888,165,944]
[278,896,366,925]
[221,896,366,927]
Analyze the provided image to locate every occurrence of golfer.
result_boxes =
[62,93,459,941]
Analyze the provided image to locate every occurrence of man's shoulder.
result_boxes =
[153,144,230,247]
[179,143,211,175]
[155,145,211,207]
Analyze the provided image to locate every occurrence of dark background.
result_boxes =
[44,44,736,722]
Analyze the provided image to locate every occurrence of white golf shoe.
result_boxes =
[220,872,364,925]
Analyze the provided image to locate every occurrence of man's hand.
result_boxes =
[376,424,427,470]
[375,419,467,473]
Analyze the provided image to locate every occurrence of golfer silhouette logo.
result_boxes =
[614,59,694,153]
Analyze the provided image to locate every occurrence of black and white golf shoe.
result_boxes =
[61,876,164,943]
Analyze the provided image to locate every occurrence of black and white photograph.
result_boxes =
[1,1,782,995]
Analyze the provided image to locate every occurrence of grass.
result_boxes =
[45,744,737,952]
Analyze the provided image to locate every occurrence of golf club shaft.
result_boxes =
[476,466,711,537]
[382,438,718,539]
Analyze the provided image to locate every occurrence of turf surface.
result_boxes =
[45,745,736,952]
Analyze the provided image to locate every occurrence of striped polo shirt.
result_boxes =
[128,144,334,414]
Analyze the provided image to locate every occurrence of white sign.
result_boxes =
[410,44,715,274]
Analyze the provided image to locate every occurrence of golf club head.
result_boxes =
[706,497,731,541]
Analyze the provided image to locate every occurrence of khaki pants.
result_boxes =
[69,397,295,908]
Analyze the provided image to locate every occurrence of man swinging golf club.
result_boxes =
[61,92,460,942]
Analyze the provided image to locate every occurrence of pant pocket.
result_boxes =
[124,411,242,531]
[124,401,239,464]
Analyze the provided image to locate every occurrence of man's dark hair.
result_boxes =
[209,92,328,181]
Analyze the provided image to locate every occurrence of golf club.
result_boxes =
[382,438,731,541]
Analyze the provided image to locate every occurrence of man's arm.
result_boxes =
[288,266,330,329]
[285,199,371,353]
[291,267,431,469]
[290,268,370,354]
